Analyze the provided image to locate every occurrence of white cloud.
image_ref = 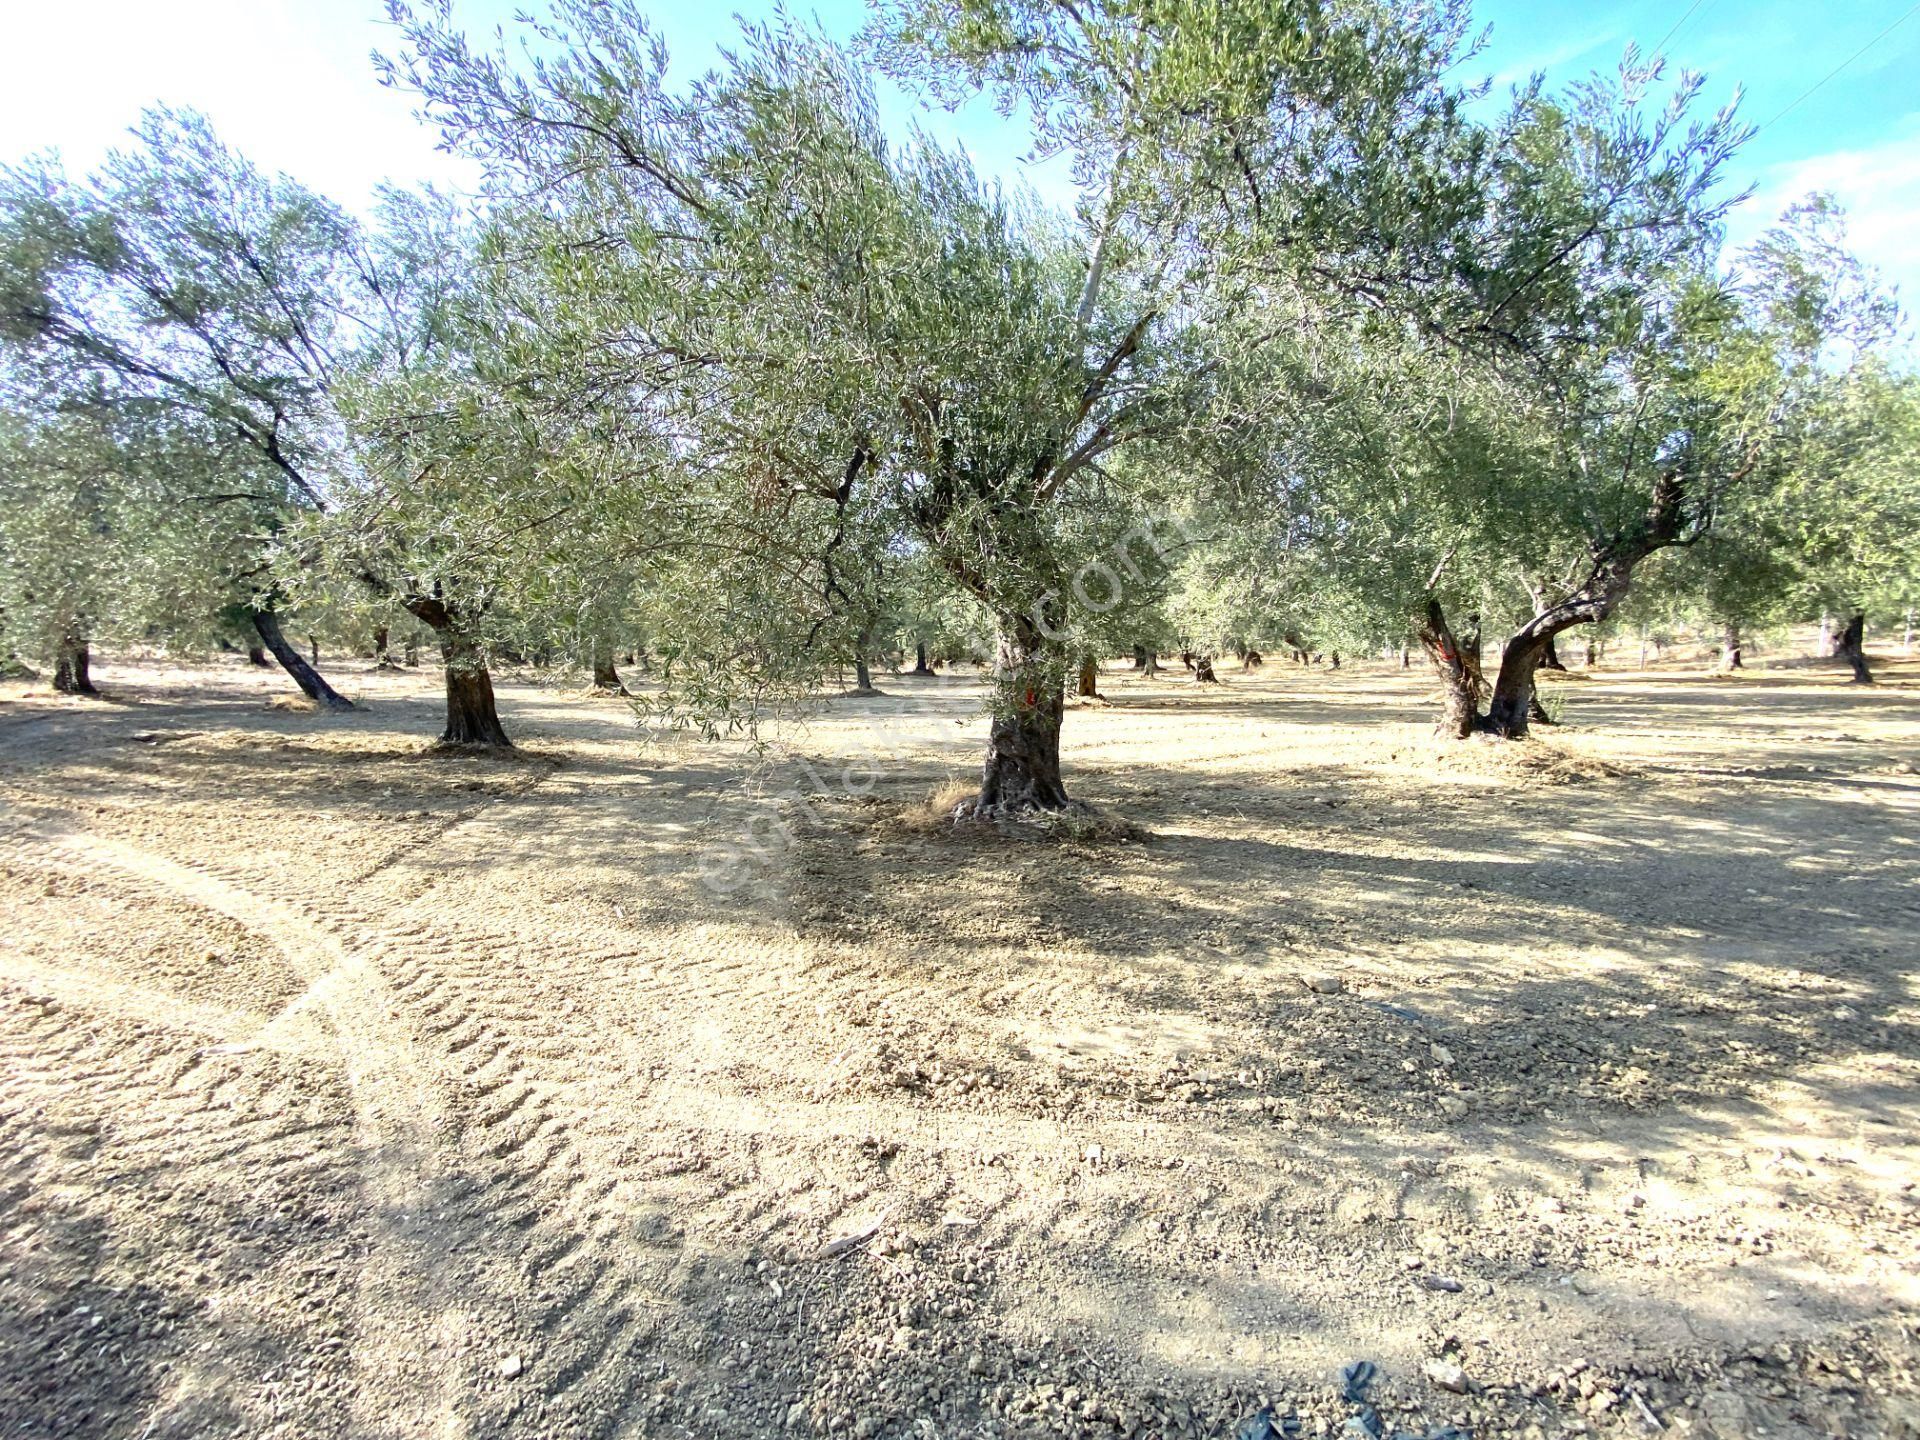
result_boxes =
[1726,118,1920,342]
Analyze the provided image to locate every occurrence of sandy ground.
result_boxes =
[1,646,1916,1440]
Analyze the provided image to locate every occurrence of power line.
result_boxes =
[1650,0,1713,60]
[1758,1,1920,133]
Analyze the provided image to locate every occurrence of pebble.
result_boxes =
[499,1354,523,1379]
[1424,1359,1471,1393]
[1439,1095,1470,1120]
[1303,974,1346,995]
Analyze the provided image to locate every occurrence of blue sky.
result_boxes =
[4,0,1917,327]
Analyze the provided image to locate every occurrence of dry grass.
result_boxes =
[899,775,978,831]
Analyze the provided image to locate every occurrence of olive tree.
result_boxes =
[385,0,1577,813]
[0,109,400,708]
[0,397,245,690]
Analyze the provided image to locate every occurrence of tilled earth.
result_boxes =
[1,653,1916,1440]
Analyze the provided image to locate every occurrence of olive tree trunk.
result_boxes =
[251,609,354,712]
[402,595,511,747]
[1720,622,1743,671]
[438,636,512,746]
[973,615,1069,816]
[1483,636,1549,738]
[590,641,626,694]
[849,626,880,695]
[52,635,97,695]
[1076,654,1100,697]
[1835,612,1873,684]
[1416,599,1481,739]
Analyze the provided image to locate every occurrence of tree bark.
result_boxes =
[1242,649,1263,669]
[1192,654,1219,682]
[308,636,320,664]
[52,635,97,695]
[590,641,626,693]
[1416,599,1480,739]
[1540,634,1567,671]
[972,615,1069,815]
[1720,622,1743,671]
[1835,612,1872,684]
[373,625,401,669]
[440,637,514,746]
[246,645,270,667]
[251,609,354,711]
[850,626,880,695]
[1131,643,1148,670]
[1484,632,1554,738]
[400,595,511,746]
[1076,654,1100,697]
[913,641,933,675]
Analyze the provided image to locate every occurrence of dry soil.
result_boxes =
[1,647,1916,1440]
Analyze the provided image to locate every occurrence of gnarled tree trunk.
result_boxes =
[1835,612,1872,684]
[1416,599,1480,739]
[246,645,270,667]
[1539,635,1567,671]
[1720,623,1743,671]
[440,638,512,746]
[590,641,626,694]
[1192,654,1219,682]
[251,609,354,712]
[913,641,933,675]
[1076,654,1100,697]
[52,635,97,695]
[402,595,511,747]
[1483,634,1549,738]
[973,615,1069,816]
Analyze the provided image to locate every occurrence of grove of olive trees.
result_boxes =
[4,3,1911,780]
[5,6,1920,1440]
